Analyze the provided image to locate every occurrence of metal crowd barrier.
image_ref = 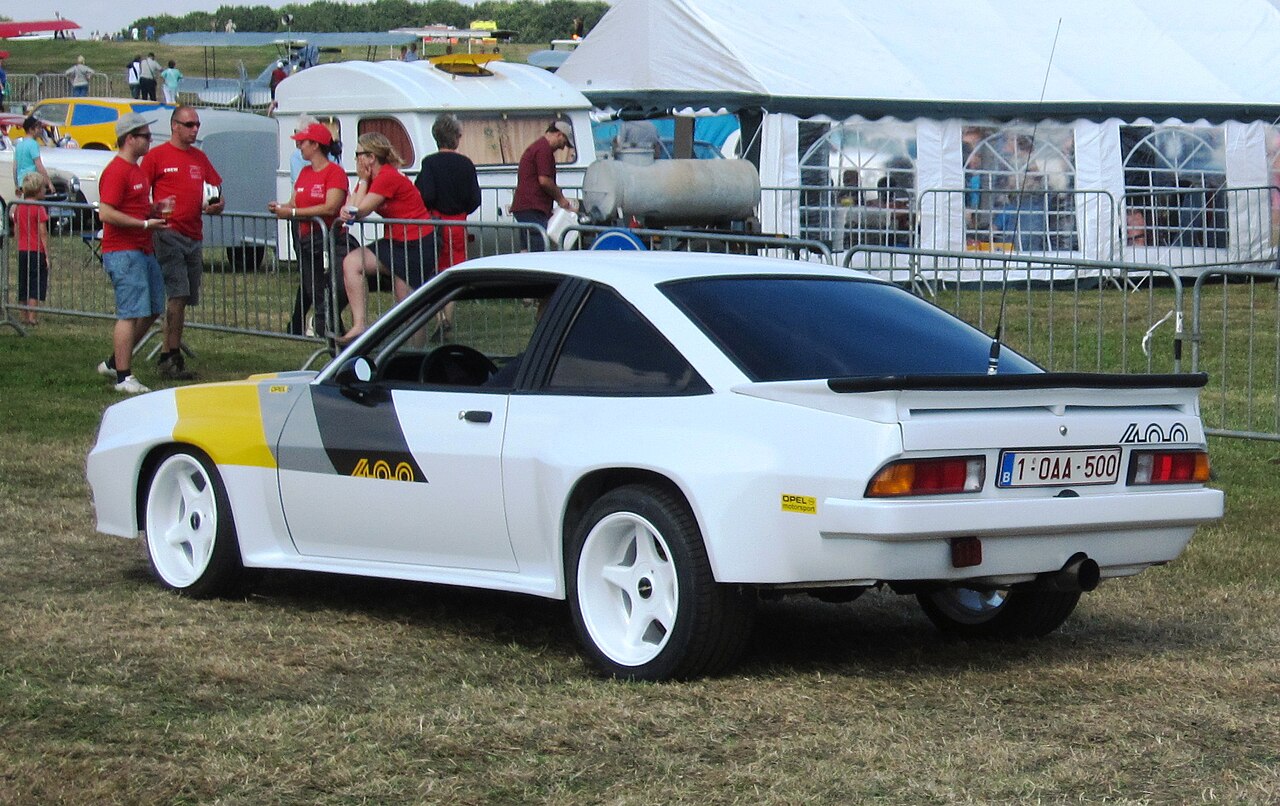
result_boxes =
[845,245,1187,375]
[330,214,547,345]
[7,196,1280,442]
[0,202,548,365]
[560,222,833,263]
[1191,268,1280,441]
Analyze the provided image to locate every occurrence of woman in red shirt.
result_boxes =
[339,132,435,343]
[268,122,353,341]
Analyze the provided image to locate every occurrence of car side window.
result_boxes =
[71,104,118,126]
[545,286,709,395]
[362,278,562,391]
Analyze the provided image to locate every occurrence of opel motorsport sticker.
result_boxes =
[781,494,817,514]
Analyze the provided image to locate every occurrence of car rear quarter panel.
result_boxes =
[501,391,902,593]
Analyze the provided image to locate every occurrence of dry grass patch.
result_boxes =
[1,318,1278,803]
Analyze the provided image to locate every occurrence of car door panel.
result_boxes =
[276,383,517,571]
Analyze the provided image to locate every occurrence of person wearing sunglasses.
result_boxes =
[337,132,435,343]
[95,113,168,394]
[140,105,226,380]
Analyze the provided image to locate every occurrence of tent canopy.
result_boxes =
[557,0,1280,123]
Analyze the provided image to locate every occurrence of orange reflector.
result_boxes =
[1128,450,1211,485]
[866,456,985,497]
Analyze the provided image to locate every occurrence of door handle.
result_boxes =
[459,410,493,423]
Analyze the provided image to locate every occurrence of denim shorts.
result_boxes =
[103,250,165,320]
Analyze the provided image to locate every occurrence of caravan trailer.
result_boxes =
[271,58,596,255]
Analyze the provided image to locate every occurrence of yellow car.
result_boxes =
[23,97,172,150]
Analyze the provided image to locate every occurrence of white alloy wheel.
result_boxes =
[576,510,678,668]
[566,485,755,681]
[144,450,241,596]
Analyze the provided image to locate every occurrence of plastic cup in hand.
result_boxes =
[158,196,177,220]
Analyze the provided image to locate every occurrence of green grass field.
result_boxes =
[0,38,548,87]
[2,281,1279,801]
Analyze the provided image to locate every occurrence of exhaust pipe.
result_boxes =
[1035,554,1101,592]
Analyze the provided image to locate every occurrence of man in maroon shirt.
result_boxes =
[510,120,577,251]
[141,105,225,379]
[95,113,168,394]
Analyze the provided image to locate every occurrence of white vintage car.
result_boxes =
[86,252,1224,680]
[0,140,112,206]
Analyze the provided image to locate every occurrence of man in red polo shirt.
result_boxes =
[510,120,577,251]
[141,105,225,379]
[95,113,168,394]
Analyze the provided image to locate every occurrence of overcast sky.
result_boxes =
[41,0,558,41]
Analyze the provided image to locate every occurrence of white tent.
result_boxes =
[559,0,1280,123]
[559,0,1280,273]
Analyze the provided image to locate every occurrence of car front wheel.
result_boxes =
[917,585,1081,639]
[143,449,243,598]
[567,485,755,681]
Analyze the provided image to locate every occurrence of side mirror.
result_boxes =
[333,356,383,403]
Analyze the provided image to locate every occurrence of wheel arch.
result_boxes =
[134,442,219,532]
[561,468,699,569]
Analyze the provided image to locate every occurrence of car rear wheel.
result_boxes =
[567,485,755,681]
[917,586,1081,639]
[143,449,243,598]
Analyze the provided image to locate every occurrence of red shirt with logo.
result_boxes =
[367,165,432,241]
[99,155,154,254]
[140,142,223,241]
[294,161,348,237]
[13,204,49,253]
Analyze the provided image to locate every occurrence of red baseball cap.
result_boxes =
[291,123,333,146]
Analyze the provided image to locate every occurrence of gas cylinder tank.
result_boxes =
[581,158,760,226]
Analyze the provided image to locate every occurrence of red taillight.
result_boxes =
[866,456,985,497]
[1128,450,1211,485]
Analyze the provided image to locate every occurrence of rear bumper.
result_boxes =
[710,487,1223,585]
[820,487,1224,541]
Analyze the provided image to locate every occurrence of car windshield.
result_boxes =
[661,276,1040,382]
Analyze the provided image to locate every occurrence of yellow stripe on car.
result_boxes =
[173,383,277,469]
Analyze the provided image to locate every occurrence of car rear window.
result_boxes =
[661,276,1039,382]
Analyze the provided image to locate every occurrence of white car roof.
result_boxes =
[455,251,879,293]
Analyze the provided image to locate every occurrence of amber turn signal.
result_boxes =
[866,457,985,497]
[1128,450,1211,485]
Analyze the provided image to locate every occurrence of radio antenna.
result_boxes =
[990,16,1062,374]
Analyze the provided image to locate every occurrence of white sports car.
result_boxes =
[87,252,1224,680]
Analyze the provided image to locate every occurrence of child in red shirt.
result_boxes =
[12,172,51,326]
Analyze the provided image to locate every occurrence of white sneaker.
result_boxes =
[96,360,116,379]
[113,375,151,394]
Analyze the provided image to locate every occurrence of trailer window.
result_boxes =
[358,117,415,165]
[456,115,577,166]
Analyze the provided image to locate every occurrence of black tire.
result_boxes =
[225,245,266,273]
[142,448,244,598]
[566,484,755,681]
[917,585,1081,640]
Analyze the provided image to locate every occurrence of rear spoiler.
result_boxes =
[828,372,1208,394]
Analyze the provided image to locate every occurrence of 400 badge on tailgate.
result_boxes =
[88,252,1223,681]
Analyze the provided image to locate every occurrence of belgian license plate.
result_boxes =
[997,447,1122,488]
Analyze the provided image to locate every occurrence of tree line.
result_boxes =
[129,0,609,44]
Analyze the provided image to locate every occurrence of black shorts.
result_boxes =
[17,251,49,301]
[372,235,436,289]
